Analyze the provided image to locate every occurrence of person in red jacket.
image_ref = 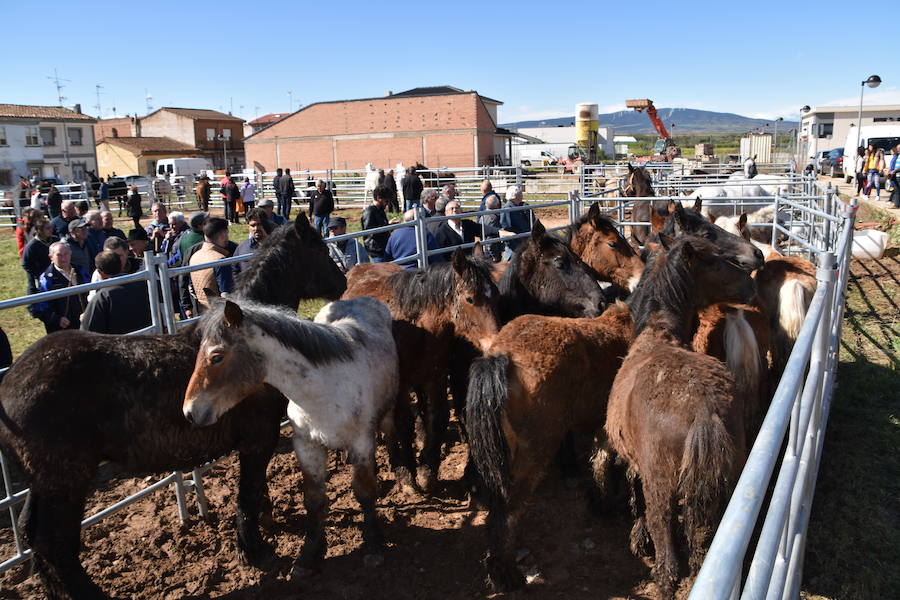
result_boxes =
[15,208,43,258]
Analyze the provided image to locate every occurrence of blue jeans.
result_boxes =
[867,170,882,197]
[405,199,419,212]
[314,215,329,237]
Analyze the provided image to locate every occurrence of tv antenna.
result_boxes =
[47,68,70,105]
[144,89,153,114]
[93,84,104,117]
[254,105,260,118]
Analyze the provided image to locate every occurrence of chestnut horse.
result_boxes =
[566,202,645,292]
[0,213,346,600]
[605,234,754,600]
[466,303,634,591]
[343,249,499,493]
[183,297,397,575]
[624,163,668,246]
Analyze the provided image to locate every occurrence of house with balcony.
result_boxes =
[0,103,97,186]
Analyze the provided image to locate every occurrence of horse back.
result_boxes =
[343,262,404,303]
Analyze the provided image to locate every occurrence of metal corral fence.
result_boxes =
[0,175,856,598]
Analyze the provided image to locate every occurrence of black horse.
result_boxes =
[0,213,346,600]
[624,163,670,246]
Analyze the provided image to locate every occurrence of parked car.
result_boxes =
[820,148,844,178]
[813,150,830,174]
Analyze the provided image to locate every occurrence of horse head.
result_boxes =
[504,220,606,319]
[448,248,500,351]
[623,164,654,197]
[568,203,644,291]
[183,300,267,427]
[662,202,764,272]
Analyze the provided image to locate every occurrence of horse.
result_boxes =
[714,213,782,259]
[497,219,607,324]
[363,162,380,201]
[465,302,634,591]
[343,249,499,493]
[183,296,398,575]
[0,213,346,600]
[566,202,645,292]
[623,163,668,246]
[604,234,755,600]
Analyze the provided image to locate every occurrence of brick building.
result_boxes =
[244,86,510,171]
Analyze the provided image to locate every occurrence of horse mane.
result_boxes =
[627,238,697,342]
[234,222,315,305]
[564,210,622,245]
[386,256,495,320]
[201,299,354,366]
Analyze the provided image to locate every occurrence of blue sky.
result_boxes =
[5,0,894,124]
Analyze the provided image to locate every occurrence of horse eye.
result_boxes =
[210,354,224,365]
[465,296,474,304]
[607,241,616,248]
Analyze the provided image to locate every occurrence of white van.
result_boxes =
[156,157,213,179]
[842,125,900,182]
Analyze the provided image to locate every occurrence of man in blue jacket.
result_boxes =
[31,242,88,333]
[383,209,444,268]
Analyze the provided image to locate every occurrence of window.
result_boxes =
[222,128,232,140]
[25,127,40,146]
[40,127,56,146]
[817,123,833,139]
[72,162,86,181]
[0,126,6,146]
[68,127,83,146]
[0,168,11,187]
[206,128,215,141]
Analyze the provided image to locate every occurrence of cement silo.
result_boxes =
[575,103,599,162]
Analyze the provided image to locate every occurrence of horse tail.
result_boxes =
[778,278,812,344]
[725,310,763,431]
[466,353,511,505]
[678,408,736,572]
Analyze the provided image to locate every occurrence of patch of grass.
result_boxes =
[802,252,900,599]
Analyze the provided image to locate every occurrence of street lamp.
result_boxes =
[216,134,228,170]
[773,117,784,156]
[855,75,882,149]
[796,105,811,165]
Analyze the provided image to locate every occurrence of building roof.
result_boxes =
[806,104,900,116]
[145,107,244,122]
[391,86,502,104]
[249,113,289,126]
[99,136,198,153]
[0,103,96,121]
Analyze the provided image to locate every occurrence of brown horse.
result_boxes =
[566,202,645,292]
[604,234,754,600]
[754,256,817,374]
[624,164,669,246]
[465,302,633,591]
[343,249,499,493]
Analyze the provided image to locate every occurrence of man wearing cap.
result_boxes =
[257,197,285,227]
[31,242,88,333]
[326,217,368,273]
[179,212,206,260]
[233,208,273,279]
[127,228,149,264]
[66,218,95,273]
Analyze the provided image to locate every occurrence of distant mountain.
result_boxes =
[502,108,797,135]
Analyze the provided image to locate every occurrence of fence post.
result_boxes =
[579,167,586,197]
[515,164,523,191]
[144,253,163,335]
[155,258,178,335]
[771,195,780,249]
[415,205,429,270]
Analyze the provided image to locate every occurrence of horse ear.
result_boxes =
[450,248,467,274]
[692,197,702,213]
[657,233,675,250]
[672,203,687,236]
[293,211,312,237]
[531,219,546,241]
[738,213,748,229]
[202,287,220,302]
[223,300,244,329]
[667,199,678,214]
[472,241,485,259]
[587,202,601,222]
[627,163,635,173]
[679,239,696,263]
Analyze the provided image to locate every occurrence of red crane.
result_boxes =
[625,99,680,160]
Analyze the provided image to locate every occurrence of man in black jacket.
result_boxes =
[80,251,153,334]
[433,201,481,255]
[272,168,283,216]
[278,168,295,219]
[401,167,423,210]
[308,178,334,236]
[22,220,58,294]
[361,185,391,261]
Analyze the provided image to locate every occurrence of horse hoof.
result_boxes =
[288,562,321,582]
[393,467,417,495]
[363,552,384,568]
[238,542,277,571]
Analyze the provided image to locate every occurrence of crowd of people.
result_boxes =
[852,142,900,208]
[9,173,533,354]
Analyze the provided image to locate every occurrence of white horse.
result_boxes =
[183,296,399,574]
[363,162,380,201]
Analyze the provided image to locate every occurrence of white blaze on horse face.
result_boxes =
[627,274,641,293]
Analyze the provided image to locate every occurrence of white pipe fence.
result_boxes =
[0,175,857,598]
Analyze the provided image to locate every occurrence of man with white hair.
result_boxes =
[434,200,480,255]
[50,200,78,239]
[31,241,88,333]
[500,185,531,257]
[383,208,443,268]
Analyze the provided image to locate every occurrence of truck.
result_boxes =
[155,158,213,179]
[625,99,681,161]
